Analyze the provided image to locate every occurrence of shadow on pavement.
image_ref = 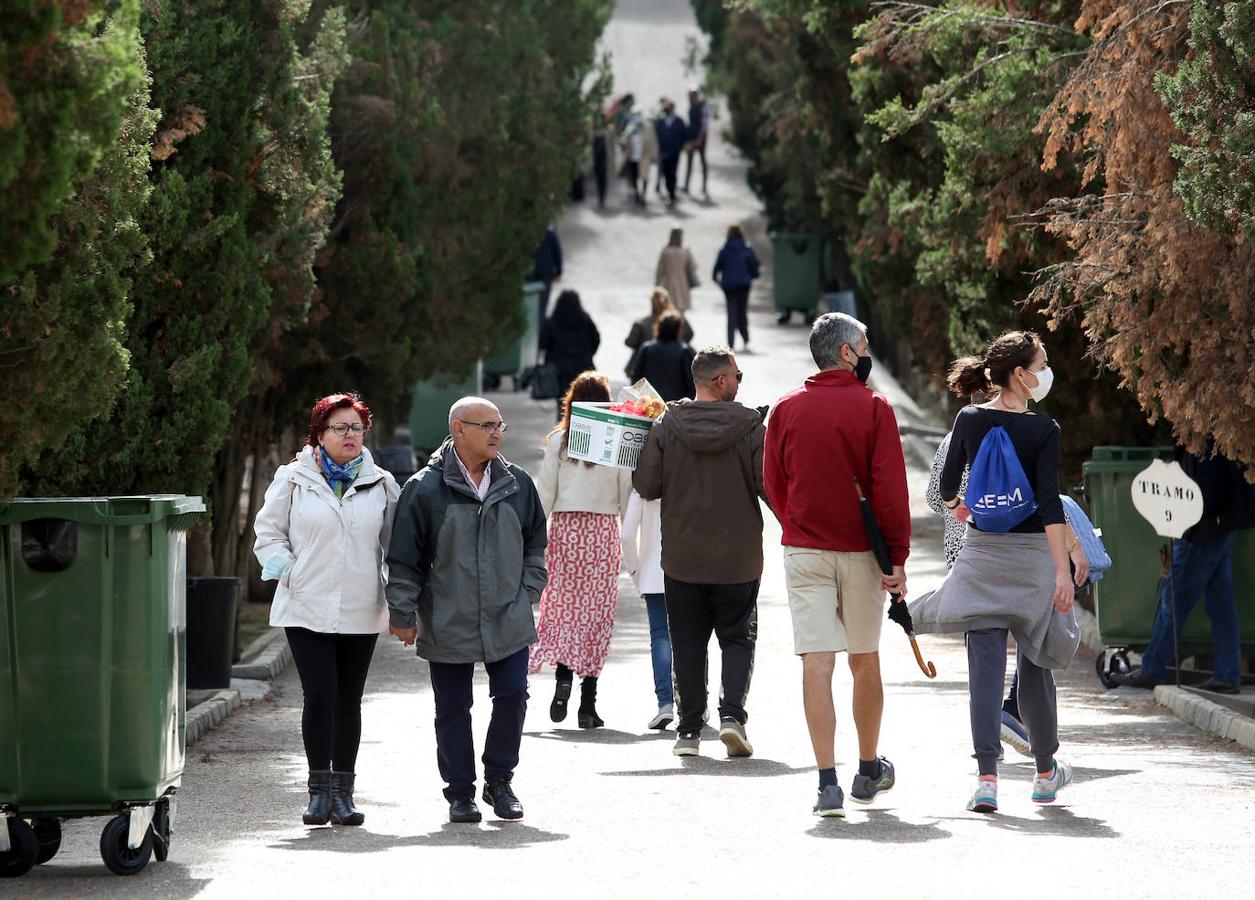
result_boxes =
[269,821,569,852]
[985,762,1140,786]
[601,756,812,777]
[940,805,1119,838]
[524,728,672,745]
[806,810,952,843]
[21,862,212,895]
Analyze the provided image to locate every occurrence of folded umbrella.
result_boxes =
[852,477,936,679]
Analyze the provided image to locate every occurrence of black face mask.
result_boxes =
[853,353,873,383]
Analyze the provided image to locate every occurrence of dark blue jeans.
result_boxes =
[644,593,674,706]
[428,647,529,801]
[1141,531,1241,684]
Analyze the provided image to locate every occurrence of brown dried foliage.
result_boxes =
[151,105,207,161]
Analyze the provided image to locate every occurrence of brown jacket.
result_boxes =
[632,399,768,584]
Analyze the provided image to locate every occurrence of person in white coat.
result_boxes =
[253,393,400,828]
[621,490,675,729]
[529,371,632,729]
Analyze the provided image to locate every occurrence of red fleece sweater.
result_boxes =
[764,369,911,565]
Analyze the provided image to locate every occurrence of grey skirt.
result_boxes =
[908,529,1080,670]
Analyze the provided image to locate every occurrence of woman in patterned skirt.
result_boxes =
[532,371,633,728]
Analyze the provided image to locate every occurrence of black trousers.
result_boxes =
[593,159,607,206]
[285,627,378,772]
[663,576,759,733]
[625,160,641,201]
[723,286,750,346]
[684,139,707,192]
[428,647,529,801]
[660,155,680,203]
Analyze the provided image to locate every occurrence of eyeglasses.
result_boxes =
[460,420,509,434]
[719,370,744,382]
[324,423,367,437]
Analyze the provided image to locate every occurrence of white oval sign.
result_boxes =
[1130,459,1204,539]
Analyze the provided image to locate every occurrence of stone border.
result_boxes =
[187,689,241,745]
[1153,686,1255,751]
[186,628,292,747]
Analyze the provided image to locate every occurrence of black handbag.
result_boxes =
[530,359,563,400]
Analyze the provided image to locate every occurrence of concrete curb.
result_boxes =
[186,628,292,747]
[1153,686,1255,752]
[186,689,241,746]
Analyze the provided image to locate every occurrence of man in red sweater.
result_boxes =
[764,312,911,818]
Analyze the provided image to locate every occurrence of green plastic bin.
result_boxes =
[409,363,483,457]
[0,494,204,877]
[1083,447,1255,654]
[769,231,829,319]
[483,281,543,387]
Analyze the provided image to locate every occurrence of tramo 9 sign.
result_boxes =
[1131,459,1204,539]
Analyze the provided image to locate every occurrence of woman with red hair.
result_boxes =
[254,392,400,827]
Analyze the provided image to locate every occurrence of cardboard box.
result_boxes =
[567,402,656,469]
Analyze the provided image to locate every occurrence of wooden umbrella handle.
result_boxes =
[908,634,937,679]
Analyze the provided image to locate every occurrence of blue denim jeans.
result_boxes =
[1141,531,1241,685]
[644,593,674,706]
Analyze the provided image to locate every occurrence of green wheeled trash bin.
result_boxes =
[769,232,829,324]
[1082,448,1255,686]
[483,281,544,391]
[0,495,204,878]
[409,363,483,458]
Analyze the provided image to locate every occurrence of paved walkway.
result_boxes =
[19,2,1254,897]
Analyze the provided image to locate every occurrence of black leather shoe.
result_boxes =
[550,675,572,723]
[303,770,332,825]
[1196,678,1241,695]
[448,797,482,824]
[482,781,524,820]
[329,771,365,826]
[1112,666,1159,689]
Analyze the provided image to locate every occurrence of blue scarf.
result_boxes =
[318,446,364,498]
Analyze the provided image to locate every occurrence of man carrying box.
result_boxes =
[632,346,768,758]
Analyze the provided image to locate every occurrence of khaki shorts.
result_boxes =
[783,547,886,655]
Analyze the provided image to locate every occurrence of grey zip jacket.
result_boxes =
[386,439,548,664]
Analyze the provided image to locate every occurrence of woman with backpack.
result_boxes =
[909,331,1085,814]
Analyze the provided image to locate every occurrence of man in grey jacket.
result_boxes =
[387,397,548,824]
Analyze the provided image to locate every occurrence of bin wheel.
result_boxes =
[152,799,172,863]
[32,818,61,865]
[0,818,39,878]
[776,311,791,325]
[1095,648,1132,689]
[99,815,152,876]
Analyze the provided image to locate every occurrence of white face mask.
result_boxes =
[1023,366,1054,403]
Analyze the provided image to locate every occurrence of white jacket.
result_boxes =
[620,491,664,595]
[535,431,632,518]
[253,445,401,634]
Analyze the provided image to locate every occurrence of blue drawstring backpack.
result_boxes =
[965,419,1038,531]
[1060,495,1113,583]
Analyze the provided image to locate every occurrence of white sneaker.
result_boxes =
[648,704,674,730]
[966,778,998,813]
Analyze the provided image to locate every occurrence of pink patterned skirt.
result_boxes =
[529,511,622,677]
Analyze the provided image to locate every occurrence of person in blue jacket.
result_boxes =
[712,225,760,353]
[655,98,689,207]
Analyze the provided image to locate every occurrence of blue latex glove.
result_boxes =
[261,555,293,582]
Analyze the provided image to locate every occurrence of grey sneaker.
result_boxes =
[648,704,675,731]
[849,757,895,804]
[813,784,846,818]
[673,731,701,757]
[718,717,753,758]
[966,778,998,813]
[1031,758,1074,804]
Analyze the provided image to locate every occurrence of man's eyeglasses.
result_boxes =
[460,420,509,435]
[324,423,367,437]
[718,370,744,382]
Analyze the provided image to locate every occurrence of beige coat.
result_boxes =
[536,430,633,517]
[655,245,697,311]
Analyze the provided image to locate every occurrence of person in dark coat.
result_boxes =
[712,225,761,353]
[530,225,563,326]
[630,312,696,401]
[683,87,709,196]
[540,289,601,419]
[655,98,689,207]
[592,121,609,209]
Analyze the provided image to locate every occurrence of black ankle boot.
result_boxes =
[303,770,332,825]
[577,676,604,729]
[550,664,573,723]
[329,771,365,826]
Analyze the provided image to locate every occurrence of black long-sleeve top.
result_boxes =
[941,405,1065,533]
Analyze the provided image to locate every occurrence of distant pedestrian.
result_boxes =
[531,372,633,729]
[655,227,698,312]
[624,286,693,379]
[655,98,688,206]
[633,346,767,759]
[640,105,660,203]
[619,95,645,207]
[630,312,696,402]
[683,86,709,196]
[530,224,563,324]
[253,392,401,828]
[909,330,1081,814]
[621,489,675,730]
[386,397,548,824]
[592,120,609,209]
[764,313,908,818]
[540,289,601,419]
[712,224,760,353]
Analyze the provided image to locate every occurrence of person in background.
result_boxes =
[624,287,693,380]
[540,289,601,420]
[712,225,760,354]
[683,85,709,196]
[531,372,633,728]
[655,98,688,207]
[530,224,563,326]
[655,228,698,313]
[1113,443,1254,694]
[630,312,696,402]
[592,118,609,209]
[254,393,400,828]
[619,94,646,207]
[622,488,675,730]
